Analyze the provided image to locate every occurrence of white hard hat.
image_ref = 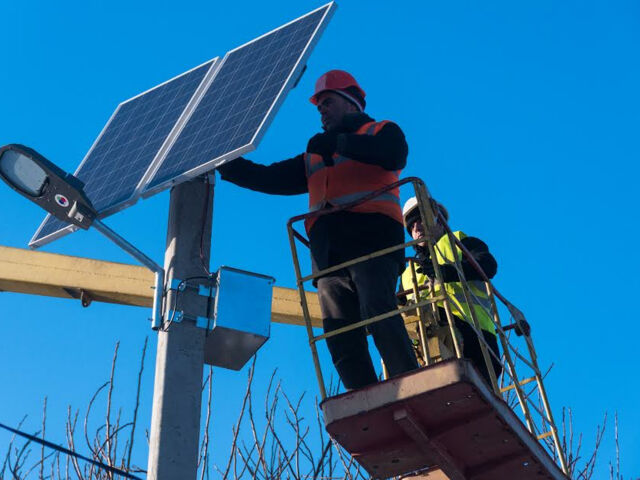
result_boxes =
[402,196,449,228]
[402,197,419,227]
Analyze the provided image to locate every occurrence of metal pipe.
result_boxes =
[311,297,445,343]
[287,176,424,228]
[500,376,537,392]
[521,322,569,473]
[93,219,163,273]
[519,396,552,425]
[487,283,535,432]
[537,377,569,474]
[298,238,423,283]
[504,345,540,373]
[152,270,165,330]
[408,259,432,365]
[287,223,327,399]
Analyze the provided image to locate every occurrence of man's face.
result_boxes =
[316,91,357,131]
[410,219,426,244]
[410,217,444,246]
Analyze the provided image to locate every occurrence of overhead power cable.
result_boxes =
[0,421,143,480]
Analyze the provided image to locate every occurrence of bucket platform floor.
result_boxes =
[321,359,567,480]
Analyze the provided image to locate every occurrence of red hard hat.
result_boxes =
[310,70,366,111]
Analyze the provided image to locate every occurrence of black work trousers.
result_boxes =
[317,255,419,390]
[454,317,503,385]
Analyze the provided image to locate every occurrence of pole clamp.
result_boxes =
[164,277,217,329]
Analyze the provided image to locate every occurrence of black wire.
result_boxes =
[162,275,218,332]
[0,421,143,480]
[199,175,216,335]
[162,278,186,332]
[200,174,213,276]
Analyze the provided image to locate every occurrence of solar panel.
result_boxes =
[30,2,336,247]
[31,59,217,246]
[142,2,335,196]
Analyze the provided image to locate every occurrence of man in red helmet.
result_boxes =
[217,70,418,390]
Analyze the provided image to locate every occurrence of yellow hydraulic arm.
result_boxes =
[0,246,321,327]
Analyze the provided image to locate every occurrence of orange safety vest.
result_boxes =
[304,120,403,234]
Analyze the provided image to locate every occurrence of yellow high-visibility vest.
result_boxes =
[401,231,496,334]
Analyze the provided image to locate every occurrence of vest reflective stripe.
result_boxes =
[364,123,379,135]
[304,120,402,233]
[401,231,496,334]
[305,153,325,177]
[309,191,400,212]
[332,154,351,167]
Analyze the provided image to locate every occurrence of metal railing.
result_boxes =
[286,177,568,474]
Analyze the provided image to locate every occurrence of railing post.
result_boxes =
[413,181,464,359]
[287,222,327,399]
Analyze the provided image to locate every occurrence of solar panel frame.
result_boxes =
[30,57,219,248]
[141,1,336,198]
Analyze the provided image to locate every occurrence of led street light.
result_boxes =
[0,144,97,229]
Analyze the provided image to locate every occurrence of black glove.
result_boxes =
[416,259,436,278]
[307,131,338,166]
[216,157,248,181]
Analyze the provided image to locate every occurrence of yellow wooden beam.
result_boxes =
[0,246,321,328]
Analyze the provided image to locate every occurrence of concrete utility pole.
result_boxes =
[147,177,214,480]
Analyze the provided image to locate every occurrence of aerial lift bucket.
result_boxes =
[288,178,569,479]
[321,359,568,480]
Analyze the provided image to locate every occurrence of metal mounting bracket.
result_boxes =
[169,277,217,297]
[164,309,215,330]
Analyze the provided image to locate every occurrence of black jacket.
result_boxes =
[217,112,409,273]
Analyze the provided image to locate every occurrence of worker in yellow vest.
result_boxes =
[400,197,502,384]
[217,70,418,390]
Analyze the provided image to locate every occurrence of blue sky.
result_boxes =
[1,0,639,477]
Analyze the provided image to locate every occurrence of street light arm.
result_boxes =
[92,219,165,329]
[93,219,163,273]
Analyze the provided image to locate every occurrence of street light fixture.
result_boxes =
[0,144,96,229]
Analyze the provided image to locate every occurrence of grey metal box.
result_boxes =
[203,266,274,370]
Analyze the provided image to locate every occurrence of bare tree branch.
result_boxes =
[66,408,84,480]
[220,355,256,480]
[127,336,148,471]
[198,366,213,480]
[39,397,46,480]
[105,341,120,479]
